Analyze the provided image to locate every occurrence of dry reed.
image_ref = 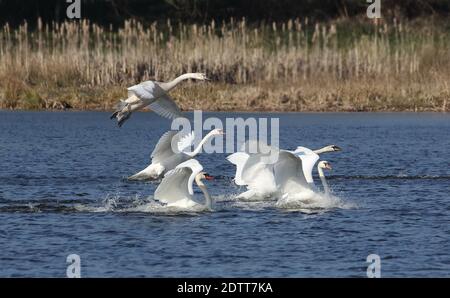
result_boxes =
[0,17,449,111]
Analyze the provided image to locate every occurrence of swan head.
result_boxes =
[200,172,214,180]
[190,73,210,81]
[195,172,214,185]
[318,161,332,170]
[323,145,342,152]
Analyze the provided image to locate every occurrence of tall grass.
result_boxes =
[0,17,449,111]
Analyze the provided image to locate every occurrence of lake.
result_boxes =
[0,111,449,277]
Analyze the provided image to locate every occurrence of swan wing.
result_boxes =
[177,130,195,153]
[294,147,320,184]
[154,159,203,205]
[154,167,192,205]
[240,139,277,155]
[127,81,160,100]
[294,146,315,155]
[127,81,181,119]
[237,149,277,195]
[236,140,279,187]
[227,152,250,186]
[150,131,180,163]
[240,152,269,183]
[148,93,183,120]
[179,159,204,195]
[245,161,277,195]
[274,151,311,194]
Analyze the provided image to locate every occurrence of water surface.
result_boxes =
[0,111,449,277]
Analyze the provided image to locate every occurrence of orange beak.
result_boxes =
[204,174,214,180]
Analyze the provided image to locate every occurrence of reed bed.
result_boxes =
[0,18,449,111]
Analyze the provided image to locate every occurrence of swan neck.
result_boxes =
[195,177,212,209]
[318,166,330,195]
[160,73,193,92]
[189,131,215,157]
[313,146,332,154]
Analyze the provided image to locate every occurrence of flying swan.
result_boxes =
[128,128,224,180]
[110,72,209,127]
[154,159,214,211]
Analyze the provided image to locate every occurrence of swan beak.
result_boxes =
[326,164,332,170]
[204,174,214,180]
[332,145,342,151]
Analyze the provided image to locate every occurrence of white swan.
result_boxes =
[275,159,333,208]
[110,72,209,127]
[293,145,340,186]
[154,159,214,211]
[128,128,224,180]
[227,142,341,200]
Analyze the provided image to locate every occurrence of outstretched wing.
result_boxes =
[236,140,278,194]
[127,80,159,101]
[150,131,179,163]
[294,146,320,184]
[128,81,182,119]
[179,159,204,195]
[148,93,183,120]
[177,131,195,153]
[154,159,203,205]
[274,151,311,195]
[244,160,277,195]
[150,130,195,164]
[227,152,250,186]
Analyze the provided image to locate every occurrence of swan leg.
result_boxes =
[110,100,132,127]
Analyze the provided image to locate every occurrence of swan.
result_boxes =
[293,145,340,186]
[128,128,224,180]
[110,73,209,127]
[272,150,330,203]
[227,141,341,200]
[275,159,334,208]
[154,159,214,211]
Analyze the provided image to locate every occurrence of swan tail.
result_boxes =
[110,100,131,127]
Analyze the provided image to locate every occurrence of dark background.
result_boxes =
[0,0,449,27]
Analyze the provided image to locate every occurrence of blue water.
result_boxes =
[0,111,449,277]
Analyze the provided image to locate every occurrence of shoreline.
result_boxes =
[1,18,449,114]
[1,107,448,113]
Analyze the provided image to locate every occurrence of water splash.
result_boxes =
[0,190,355,215]
[275,189,355,212]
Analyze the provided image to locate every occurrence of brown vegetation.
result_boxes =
[0,17,449,112]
